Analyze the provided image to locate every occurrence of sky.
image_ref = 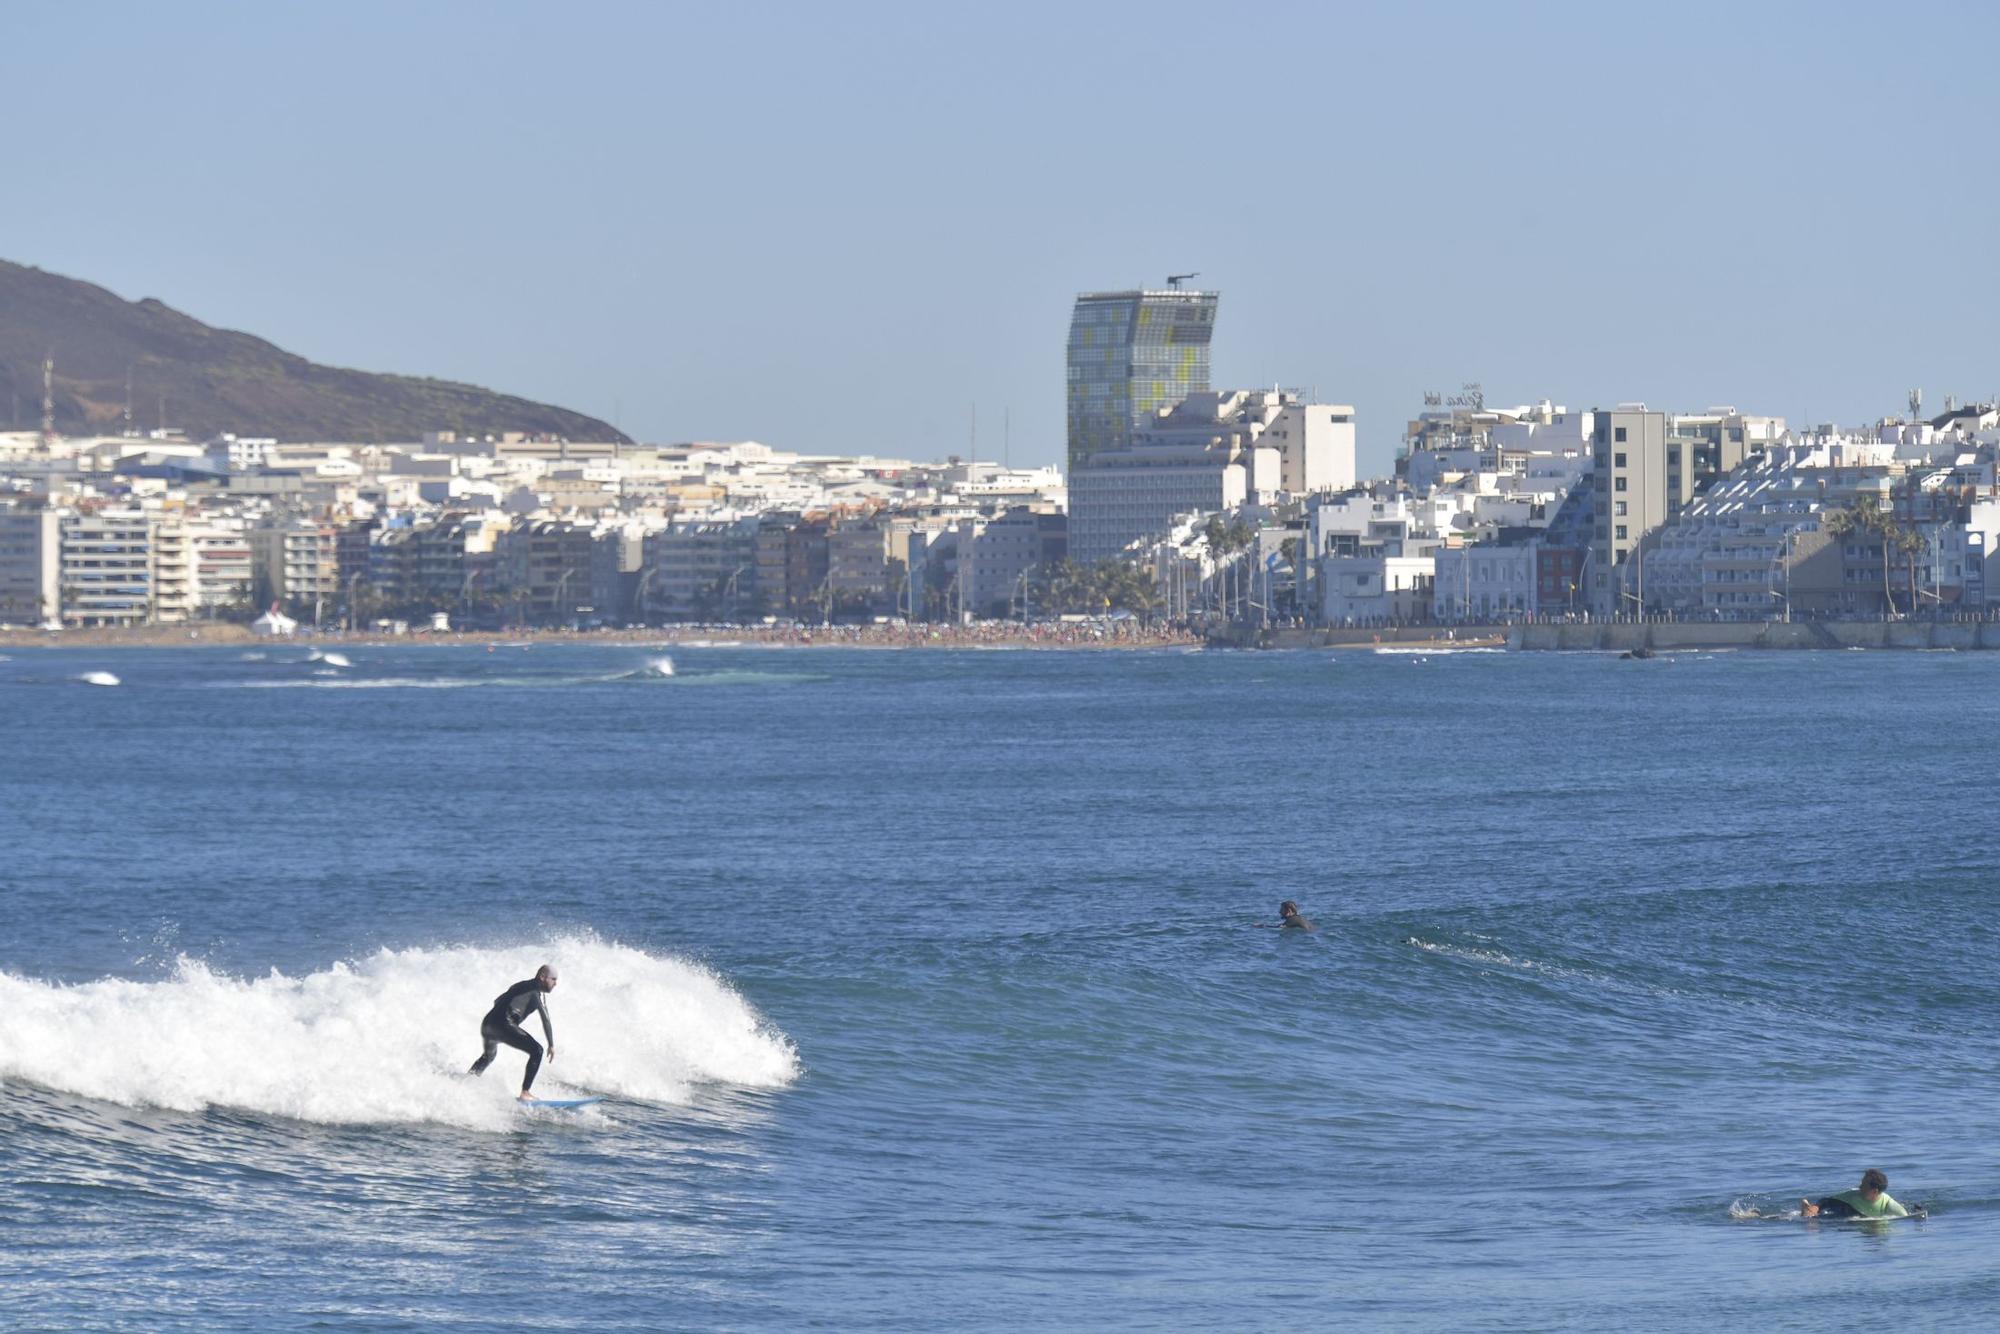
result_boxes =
[6,0,1996,475]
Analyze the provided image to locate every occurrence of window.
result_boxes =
[1616,525,1628,540]
[1667,449,1679,465]
[1615,427,1628,443]
[1614,501,1627,516]
[1615,478,1627,492]
[1614,453,1627,468]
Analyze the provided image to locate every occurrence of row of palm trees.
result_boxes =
[1033,559,1159,617]
[1822,495,1931,616]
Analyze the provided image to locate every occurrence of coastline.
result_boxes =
[0,621,1202,652]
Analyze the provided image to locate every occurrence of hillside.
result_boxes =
[0,260,628,444]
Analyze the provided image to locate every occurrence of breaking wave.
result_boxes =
[0,936,798,1131]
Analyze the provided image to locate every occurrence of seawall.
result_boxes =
[1238,621,2000,651]
[1510,621,2000,650]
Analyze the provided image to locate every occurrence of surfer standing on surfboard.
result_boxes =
[468,964,558,1100]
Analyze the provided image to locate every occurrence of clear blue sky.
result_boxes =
[9,1,1996,474]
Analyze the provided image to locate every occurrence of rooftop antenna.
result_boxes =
[1908,388,1922,421]
[40,353,54,445]
[1166,272,1199,290]
[124,366,134,434]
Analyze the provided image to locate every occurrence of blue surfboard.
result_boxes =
[520,1096,604,1110]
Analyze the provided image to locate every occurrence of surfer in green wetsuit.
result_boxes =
[1801,1168,1919,1219]
[469,965,558,1099]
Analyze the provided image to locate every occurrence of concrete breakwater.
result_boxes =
[1239,621,2000,650]
[1510,620,2000,650]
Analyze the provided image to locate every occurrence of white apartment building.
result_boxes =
[1433,542,1541,620]
[193,519,254,612]
[150,515,199,623]
[966,506,1066,615]
[250,518,341,606]
[1070,390,1355,566]
[206,435,274,471]
[1629,432,2000,614]
[1403,400,1592,492]
[61,509,152,627]
[1309,491,1470,559]
[1321,554,1436,624]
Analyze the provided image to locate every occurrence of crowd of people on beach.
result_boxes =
[4,618,1206,651]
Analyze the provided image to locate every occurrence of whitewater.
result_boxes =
[0,937,796,1130]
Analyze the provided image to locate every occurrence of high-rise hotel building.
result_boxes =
[1066,287,1218,472]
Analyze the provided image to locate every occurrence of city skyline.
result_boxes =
[7,1,1997,477]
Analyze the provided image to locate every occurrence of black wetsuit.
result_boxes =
[1812,1196,1864,1219]
[1811,1195,1925,1220]
[469,979,554,1092]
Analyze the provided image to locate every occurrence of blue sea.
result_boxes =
[5,642,2000,1330]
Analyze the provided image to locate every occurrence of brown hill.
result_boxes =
[0,260,628,444]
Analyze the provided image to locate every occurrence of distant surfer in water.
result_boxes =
[469,964,558,1099]
[1802,1168,1918,1219]
[1256,901,1316,932]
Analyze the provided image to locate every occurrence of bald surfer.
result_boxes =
[469,964,558,1099]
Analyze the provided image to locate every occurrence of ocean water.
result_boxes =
[5,642,2000,1330]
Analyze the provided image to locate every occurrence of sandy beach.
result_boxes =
[0,620,1203,652]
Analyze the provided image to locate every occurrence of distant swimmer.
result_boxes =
[1256,900,1316,932]
[1802,1168,1921,1220]
[469,964,558,1100]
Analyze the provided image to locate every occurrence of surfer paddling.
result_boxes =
[1802,1168,1919,1220]
[469,964,558,1100]
[1255,900,1316,932]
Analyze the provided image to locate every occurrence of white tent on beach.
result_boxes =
[251,606,299,637]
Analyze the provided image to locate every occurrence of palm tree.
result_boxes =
[1826,498,1897,616]
[1898,527,1927,617]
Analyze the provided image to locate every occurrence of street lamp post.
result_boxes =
[633,564,658,625]
[459,568,482,626]
[722,563,749,623]
[553,569,576,628]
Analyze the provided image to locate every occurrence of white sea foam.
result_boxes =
[209,665,809,690]
[317,652,352,668]
[0,936,798,1130]
[76,671,120,686]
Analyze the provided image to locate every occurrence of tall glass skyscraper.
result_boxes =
[1066,287,1218,472]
